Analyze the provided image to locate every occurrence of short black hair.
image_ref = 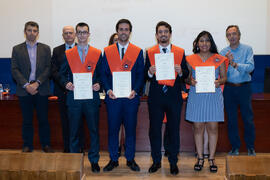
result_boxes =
[155,21,172,34]
[76,22,89,32]
[116,19,132,32]
[226,25,241,36]
[192,31,218,54]
[24,21,39,31]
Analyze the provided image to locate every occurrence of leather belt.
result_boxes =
[225,82,250,87]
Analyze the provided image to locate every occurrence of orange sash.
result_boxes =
[66,46,101,73]
[104,43,141,72]
[186,54,226,70]
[148,44,184,86]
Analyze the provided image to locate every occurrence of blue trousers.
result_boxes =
[68,99,100,163]
[18,95,51,150]
[106,96,139,161]
[223,83,255,149]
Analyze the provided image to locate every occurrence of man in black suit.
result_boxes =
[145,21,189,175]
[11,21,53,153]
[51,26,85,153]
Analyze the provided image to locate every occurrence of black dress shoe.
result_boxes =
[118,146,122,157]
[127,160,140,171]
[164,150,169,157]
[91,163,100,173]
[63,148,70,153]
[170,163,179,175]
[103,160,119,172]
[42,145,54,153]
[22,146,32,153]
[80,148,84,154]
[148,162,161,173]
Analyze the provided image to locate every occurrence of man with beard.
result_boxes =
[11,21,53,153]
[101,19,144,172]
[145,21,189,175]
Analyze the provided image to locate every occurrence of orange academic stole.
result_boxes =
[104,43,141,72]
[148,44,184,86]
[66,46,101,73]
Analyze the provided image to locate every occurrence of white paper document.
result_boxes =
[155,53,175,81]
[73,73,93,99]
[195,66,215,93]
[113,71,131,98]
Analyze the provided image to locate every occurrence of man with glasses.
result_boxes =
[11,21,53,153]
[51,26,85,153]
[59,22,102,173]
[145,21,189,175]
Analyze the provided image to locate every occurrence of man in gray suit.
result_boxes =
[11,21,53,153]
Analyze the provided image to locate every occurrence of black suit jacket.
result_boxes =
[11,42,51,96]
[51,44,67,96]
[144,47,189,104]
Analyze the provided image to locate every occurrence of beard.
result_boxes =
[160,36,168,44]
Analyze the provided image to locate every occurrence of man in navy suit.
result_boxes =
[102,19,144,172]
[11,21,53,153]
[59,22,102,173]
[51,26,85,153]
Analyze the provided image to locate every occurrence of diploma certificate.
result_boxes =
[155,53,175,80]
[113,71,131,98]
[73,73,93,99]
[195,66,215,93]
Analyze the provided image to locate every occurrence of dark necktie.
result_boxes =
[121,47,125,60]
[162,48,167,53]
[69,46,72,49]
[162,48,168,93]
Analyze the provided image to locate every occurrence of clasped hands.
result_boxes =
[225,50,237,68]
[26,82,39,95]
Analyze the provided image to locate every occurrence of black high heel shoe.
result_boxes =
[208,159,218,173]
[194,158,204,171]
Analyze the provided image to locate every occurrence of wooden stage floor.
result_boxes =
[1,150,270,180]
[84,152,227,180]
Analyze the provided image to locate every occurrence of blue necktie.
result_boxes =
[162,48,168,93]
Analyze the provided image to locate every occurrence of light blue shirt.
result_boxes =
[26,41,38,82]
[65,43,75,50]
[77,45,89,63]
[220,43,254,83]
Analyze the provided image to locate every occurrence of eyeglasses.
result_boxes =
[77,31,89,35]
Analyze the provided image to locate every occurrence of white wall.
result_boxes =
[0,0,269,57]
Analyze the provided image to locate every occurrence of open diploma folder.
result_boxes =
[195,66,215,93]
[113,71,131,98]
[155,53,175,80]
[73,73,93,99]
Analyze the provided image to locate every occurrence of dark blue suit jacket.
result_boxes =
[59,50,102,106]
[101,43,145,101]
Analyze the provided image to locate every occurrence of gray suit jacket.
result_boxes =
[11,42,51,96]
